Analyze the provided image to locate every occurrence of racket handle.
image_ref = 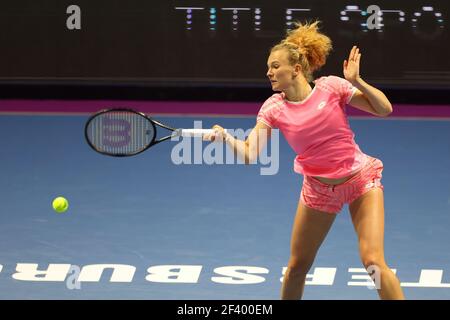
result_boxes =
[176,129,228,138]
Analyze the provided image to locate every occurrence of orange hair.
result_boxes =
[271,20,332,82]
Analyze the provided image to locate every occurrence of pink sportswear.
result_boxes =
[257,75,368,179]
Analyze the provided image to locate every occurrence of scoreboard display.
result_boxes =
[0,0,448,89]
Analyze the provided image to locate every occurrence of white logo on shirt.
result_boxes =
[317,101,326,110]
[365,182,375,189]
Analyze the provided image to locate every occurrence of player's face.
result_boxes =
[266,49,297,91]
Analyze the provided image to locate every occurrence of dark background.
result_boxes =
[0,0,449,103]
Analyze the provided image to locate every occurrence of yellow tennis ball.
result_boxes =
[52,197,69,213]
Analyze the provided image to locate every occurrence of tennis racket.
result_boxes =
[85,108,226,157]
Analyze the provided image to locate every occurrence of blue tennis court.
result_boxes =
[0,111,449,299]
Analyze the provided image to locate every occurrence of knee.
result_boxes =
[360,252,387,270]
[286,256,314,276]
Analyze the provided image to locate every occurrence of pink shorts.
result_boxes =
[300,156,384,214]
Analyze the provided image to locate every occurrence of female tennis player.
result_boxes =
[206,21,405,300]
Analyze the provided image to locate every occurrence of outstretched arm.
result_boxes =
[205,121,272,164]
[344,46,393,117]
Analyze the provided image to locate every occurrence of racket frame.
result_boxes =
[84,108,176,157]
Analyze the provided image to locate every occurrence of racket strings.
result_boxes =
[87,111,155,155]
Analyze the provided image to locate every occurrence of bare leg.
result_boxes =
[349,188,405,300]
[281,201,336,300]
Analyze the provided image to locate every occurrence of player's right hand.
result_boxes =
[203,125,227,142]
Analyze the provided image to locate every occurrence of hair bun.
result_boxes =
[285,20,332,72]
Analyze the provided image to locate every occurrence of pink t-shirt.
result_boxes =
[257,75,368,179]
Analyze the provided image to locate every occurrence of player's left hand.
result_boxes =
[343,45,361,85]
